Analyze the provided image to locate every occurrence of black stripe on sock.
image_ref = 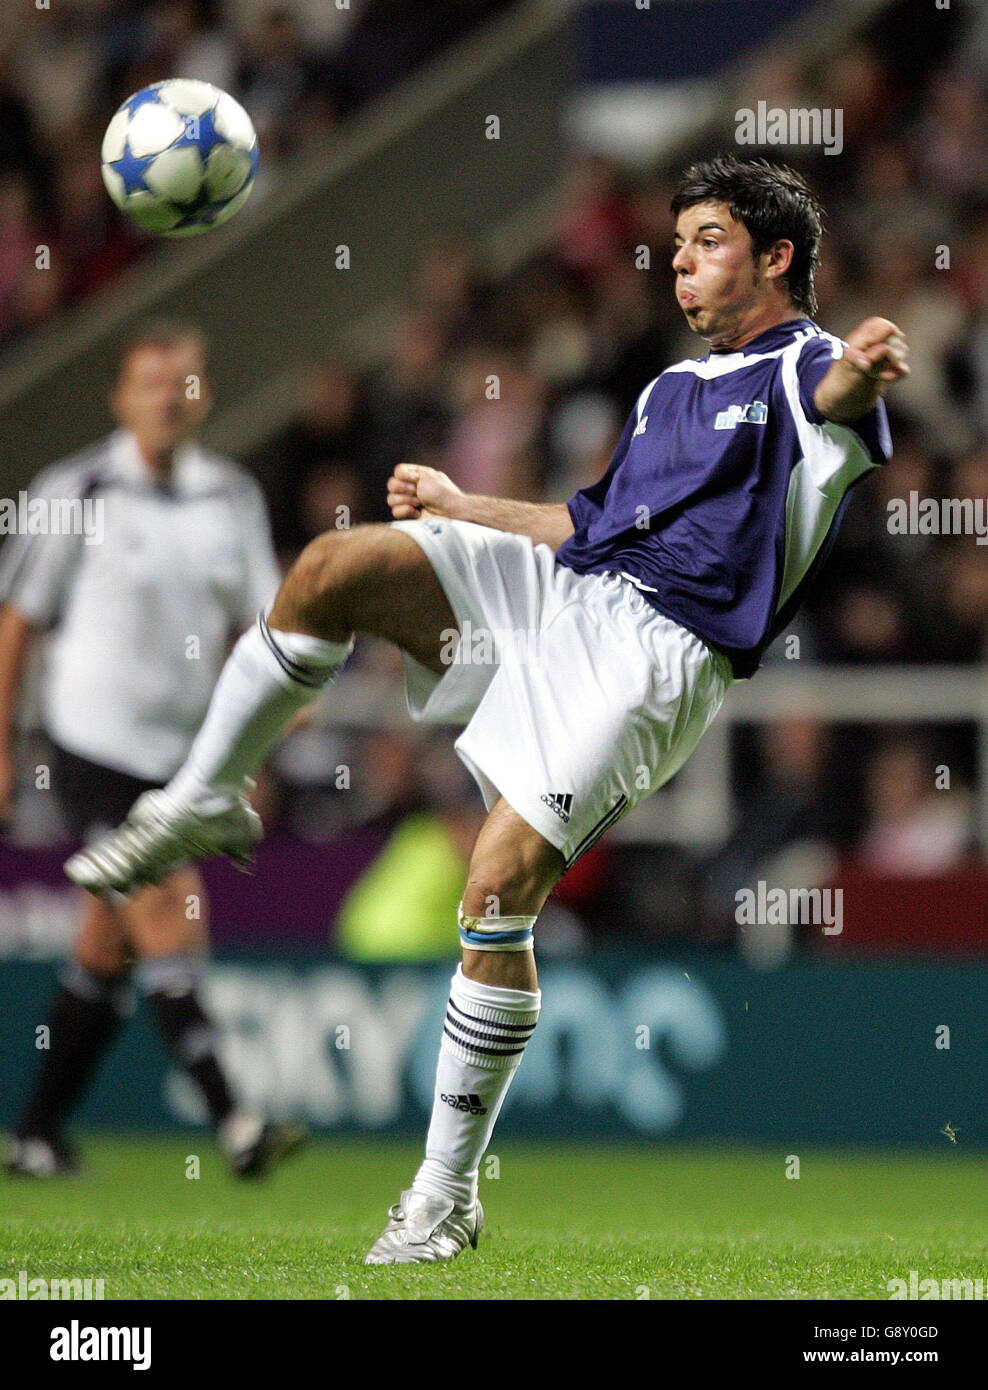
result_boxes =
[257,614,327,689]
[446,1008,536,1046]
[442,1025,527,1059]
[447,997,538,1032]
[444,1012,533,1053]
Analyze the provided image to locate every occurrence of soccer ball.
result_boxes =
[100,79,258,237]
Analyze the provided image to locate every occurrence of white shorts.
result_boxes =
[392,517,733,867]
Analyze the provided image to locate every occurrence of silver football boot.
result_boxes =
[364,1189,484,1265]
[64,787,262,895]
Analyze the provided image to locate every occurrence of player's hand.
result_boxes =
[841,318,910,383]
[386,463,464,520]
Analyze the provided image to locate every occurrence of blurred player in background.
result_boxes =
[0,321,304,1178]
[66,158,909,1260]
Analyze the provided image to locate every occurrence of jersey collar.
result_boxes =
[109,429,203,495]
[707,317,818,359]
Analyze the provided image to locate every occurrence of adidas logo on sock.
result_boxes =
[540,792,573,823]
[440,1092,487,1115]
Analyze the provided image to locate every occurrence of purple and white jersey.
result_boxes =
[556,317,892,677]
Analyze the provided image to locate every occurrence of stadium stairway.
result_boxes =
[0,0,578,490]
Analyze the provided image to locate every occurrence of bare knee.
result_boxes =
[269,524,456,671]
[462,801,564,918]
[462,865,542,919]
[271,529,357,638]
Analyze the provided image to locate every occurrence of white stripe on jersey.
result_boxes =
[662,327,839,380]
[634,376,659,426]
[775,337,875,611]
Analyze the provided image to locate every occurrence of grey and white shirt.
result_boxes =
[0,429,280,779]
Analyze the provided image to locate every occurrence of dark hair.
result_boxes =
[115,318,208,379]
[670,154,824,316]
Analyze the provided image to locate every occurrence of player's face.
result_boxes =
[112,342,212,461]
[672,202,776,344]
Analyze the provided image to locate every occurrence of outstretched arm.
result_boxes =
[813,317,910,424]
[386,463,575,551]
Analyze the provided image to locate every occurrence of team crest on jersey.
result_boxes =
[714,400,768,430]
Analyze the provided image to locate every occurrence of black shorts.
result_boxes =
[50,742,159,841]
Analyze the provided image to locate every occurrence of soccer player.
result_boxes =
[0,321,304,1178]
[65,157,909,1258]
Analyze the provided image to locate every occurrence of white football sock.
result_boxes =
[167,614,352,808]
[413,965,541,1211]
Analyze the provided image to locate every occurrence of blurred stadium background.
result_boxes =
[1,0,986,1152]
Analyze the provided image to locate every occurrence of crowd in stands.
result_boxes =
[0,0,514,348]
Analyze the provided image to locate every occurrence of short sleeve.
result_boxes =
[796,336,841,423]
[796,335,893,465]
[0,467,87,625]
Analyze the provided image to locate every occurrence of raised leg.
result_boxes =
[64,523,462,891]
[270,524,457,672]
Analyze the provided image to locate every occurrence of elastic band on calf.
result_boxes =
[258,611,353,688]
[457,901,536,953]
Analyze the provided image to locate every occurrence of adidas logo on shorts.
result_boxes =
[541,792,573,823]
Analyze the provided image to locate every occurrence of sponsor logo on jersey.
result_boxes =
[714,400,768,430]
[632,414,648,438]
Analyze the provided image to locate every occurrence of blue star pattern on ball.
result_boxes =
[121,85,169,120]
[109,97,224,204]
[101,79,259,237]
[108,140,164,200]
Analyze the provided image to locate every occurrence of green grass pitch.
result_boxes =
[1,1136,981,1300]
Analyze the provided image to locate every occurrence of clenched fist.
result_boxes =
[814,317,910,423]
[386,463,464,520]
[840,317,910,383]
